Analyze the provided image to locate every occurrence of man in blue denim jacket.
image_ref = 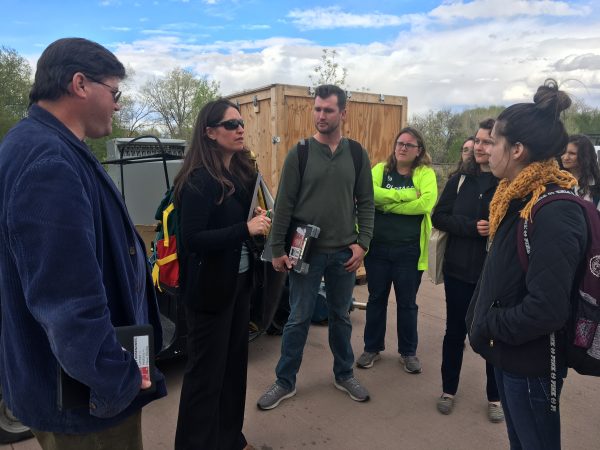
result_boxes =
[0,38,166,449]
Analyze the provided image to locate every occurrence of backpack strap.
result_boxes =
[348,138,364,194]
[515,188,587,413]
[297,139,309,181]
[516,189,582,271]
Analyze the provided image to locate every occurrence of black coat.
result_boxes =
[431,172,498,284]
[466,193,587,376]
[179,167,253,312]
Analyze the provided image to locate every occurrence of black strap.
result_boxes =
[297,138,363,194]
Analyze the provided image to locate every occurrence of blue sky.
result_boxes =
[3,0,600,113]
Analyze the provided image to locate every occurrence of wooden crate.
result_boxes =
[227,84,408,192]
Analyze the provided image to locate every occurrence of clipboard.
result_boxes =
[57,324,156,410]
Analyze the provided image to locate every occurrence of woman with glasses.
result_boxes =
[561,134,600,209]
[431,118,503,422]
[356,127,437,374]
[174,99,268,450]
[467,80,585,449]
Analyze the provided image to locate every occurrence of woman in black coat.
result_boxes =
[174,99,270,450]
[431,119,502,422]
[467,80,587,450]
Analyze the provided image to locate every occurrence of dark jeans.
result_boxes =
[32,411,142,450]
[175,272,251,450]
[441,275,499,401]
[275,249,356,390]
[495,367,566,450]
[363,242,422,356]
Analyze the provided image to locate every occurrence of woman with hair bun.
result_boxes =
[561,134,600,208]
[467,80,587,449]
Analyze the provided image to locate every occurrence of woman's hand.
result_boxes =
[476,220,490,237]
[247,214,271,236]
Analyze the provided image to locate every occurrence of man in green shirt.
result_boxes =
[257,85,374,410]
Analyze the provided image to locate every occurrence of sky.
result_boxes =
[2,0,600,115]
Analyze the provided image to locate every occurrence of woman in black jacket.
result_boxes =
[431,119,503,422]
[174,99,270,450]
[467,80,587,450]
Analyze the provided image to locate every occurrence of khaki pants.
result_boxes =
[32,410,142,450]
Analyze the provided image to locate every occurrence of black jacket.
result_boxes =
[466,192,587,376]
[431,172,498,284]
[179,168,253,312]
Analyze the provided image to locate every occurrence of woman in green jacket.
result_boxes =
[357,127,437,373]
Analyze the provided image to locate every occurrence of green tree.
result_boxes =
[309,49,348,88]
[409,109,461,163]
[0,46,32,140]
[142,68,220,139]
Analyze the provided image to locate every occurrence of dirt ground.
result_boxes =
[6,280,600,449]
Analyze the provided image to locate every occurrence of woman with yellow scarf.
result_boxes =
[466,79,587,450]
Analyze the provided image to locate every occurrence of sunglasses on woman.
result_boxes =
[212,119,245,130]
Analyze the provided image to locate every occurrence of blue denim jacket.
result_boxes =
[0,105,167,433]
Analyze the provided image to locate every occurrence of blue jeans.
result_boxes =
[275,248,356,390]
[363,242,421,356]
[494,367,566,450]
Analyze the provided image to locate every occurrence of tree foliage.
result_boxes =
[309,49,348,88]
[142,67,220,140]
[410,105,505,163]
[0,46,32,140]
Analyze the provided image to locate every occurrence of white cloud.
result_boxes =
[101,1,600,115]
[104,26,131,32]
[287,7,412,31]
[430,0,590,22]
[242,24,271,30]
[554,53,600,71]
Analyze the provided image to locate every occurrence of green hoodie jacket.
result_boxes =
[371,162,437,270]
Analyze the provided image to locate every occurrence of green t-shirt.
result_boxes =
[372,171,423,245]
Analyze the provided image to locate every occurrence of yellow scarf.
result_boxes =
[488,159,577,239]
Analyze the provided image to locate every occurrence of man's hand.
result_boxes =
[272,255,293,272]
[344,244,365,272]
[476,220,490,237]
[141,377,152,390]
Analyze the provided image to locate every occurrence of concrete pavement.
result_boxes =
[6,280,600,449]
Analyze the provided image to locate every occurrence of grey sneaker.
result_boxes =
[437,395,454,415]
[400,354,422,374]
[334,377,370,402]
[488,402,505,423]
[257,383,296,410]
[356,351,380,369]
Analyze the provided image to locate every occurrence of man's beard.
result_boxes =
[316,120,339,135]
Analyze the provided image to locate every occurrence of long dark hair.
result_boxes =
[173,99,255,204]
[568,134,600,199]
[384,126,432,174]
[448,136,475,179]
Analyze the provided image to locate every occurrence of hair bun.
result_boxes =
[533,78,571,117]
